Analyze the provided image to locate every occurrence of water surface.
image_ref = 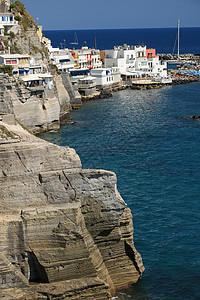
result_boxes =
[40,83,200,299]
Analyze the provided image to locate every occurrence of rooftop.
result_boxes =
[0,54,30,59]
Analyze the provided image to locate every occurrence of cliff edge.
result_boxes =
[0,120,144,299]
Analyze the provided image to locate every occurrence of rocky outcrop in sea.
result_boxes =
[0,120,144,299]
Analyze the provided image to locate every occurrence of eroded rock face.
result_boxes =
[0,74,71,133]
[0,121,144,299]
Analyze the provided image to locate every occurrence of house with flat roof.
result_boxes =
[0,53,31,76]
[0,12,18,35]
[90,67,121,89]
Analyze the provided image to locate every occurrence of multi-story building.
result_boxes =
[0,12,18,35]
[0,52,53,89]
[105,44,168,80]
[70,47,102,69]
[146,48,168,78]
[48,47,75,72]
[105,45,136,73]
[0,53,30,75]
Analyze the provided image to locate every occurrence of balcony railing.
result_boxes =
[0,20,18,25]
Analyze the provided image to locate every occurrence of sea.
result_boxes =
[43,27,200,54]
[40,28,200,299]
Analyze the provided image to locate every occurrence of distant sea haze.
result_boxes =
[44,27,200,54]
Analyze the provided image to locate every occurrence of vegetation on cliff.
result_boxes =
[0,1,48,60]
[10,1,37,31]
[0,65,13,75]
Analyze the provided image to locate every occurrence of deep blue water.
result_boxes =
[39,83,200,299]
[44,27,200,54]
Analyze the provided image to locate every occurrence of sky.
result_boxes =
[22,0,200,30]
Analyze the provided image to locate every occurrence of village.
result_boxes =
[0,0,199,104]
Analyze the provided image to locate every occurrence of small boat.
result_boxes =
[70,32,78,45]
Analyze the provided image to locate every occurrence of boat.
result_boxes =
[70,32,78,45]
[167,19,184,66]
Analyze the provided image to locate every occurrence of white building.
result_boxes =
[0,52,53,89]
[0,13,18,35]
[90,67,121,88]
[105,45,168,80]
[105,45,136,73]
[147,56,168,79]
[0,53,31,76]
[48,47,75,72]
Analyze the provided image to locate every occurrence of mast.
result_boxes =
[177,19,180,58]
[70,32,78,45]
[94,36,97,49]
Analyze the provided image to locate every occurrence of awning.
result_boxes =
[70,69,90,76]
[22,74,41,81]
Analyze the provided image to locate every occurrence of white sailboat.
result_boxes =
[168,19,183,65]
[70,32,79,45]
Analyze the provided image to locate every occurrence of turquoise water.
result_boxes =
[39,83,200,299]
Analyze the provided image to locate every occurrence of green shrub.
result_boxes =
[10,3,17,10]
[11,1,25,15]
[14,15,21,21]
[50,64,58,71]
[0,65,14,76]
[9,31,15,38]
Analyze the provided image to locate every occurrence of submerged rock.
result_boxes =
[192,115,200,120]
[0,120,144,299]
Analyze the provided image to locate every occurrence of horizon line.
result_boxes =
[43,26,200,31]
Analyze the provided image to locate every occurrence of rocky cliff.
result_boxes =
[0,74,71,133]
[0,120,144,299]
[1,1,48,65]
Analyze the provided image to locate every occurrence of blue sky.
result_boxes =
[22,0,200,30]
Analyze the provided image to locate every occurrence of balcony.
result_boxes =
[126,60,135,64]
[0,20,18,26]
